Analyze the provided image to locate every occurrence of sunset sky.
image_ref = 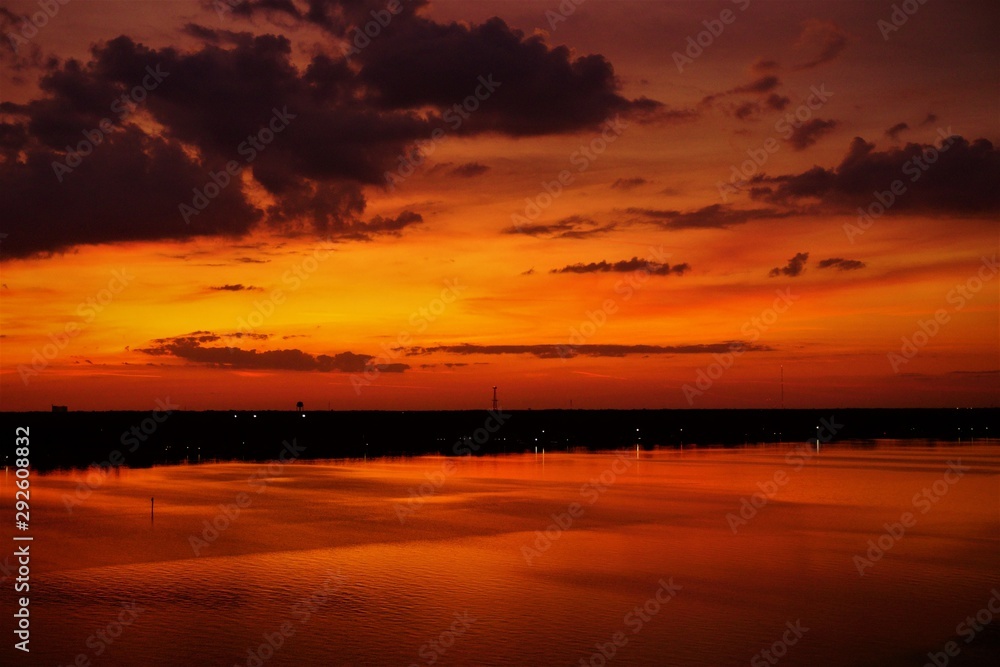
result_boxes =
[1,0,997,410]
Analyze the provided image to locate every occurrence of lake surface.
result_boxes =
[2,443,998,666]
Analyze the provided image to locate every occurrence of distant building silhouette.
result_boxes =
[51,405,68,412]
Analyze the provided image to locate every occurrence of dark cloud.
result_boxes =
[611,177,647,190]
[788,118,838,150]
[750,135,1000,215]
[623,204,792,230]
[769,252,809,278]
[750,59,780,74]
[920,113,939,126]
[1,4,668,259]
[885,122,909,141]
[338,13,681,135]
[449,162,490,178]
[550,257,689,276]
[137,332,408,372]
[732,102,757,121]
[793,19,849,70]
[818,257,866,271]
[501,215,616,239]
[701,75,781,108]
[340,210,423,240]
[203,0,430,35]
[730,75,781,95]
[228,331,270,340]
[210,284,262,291]
[401,342,772,359]
[765,94,791,111]
[0,125,264,259]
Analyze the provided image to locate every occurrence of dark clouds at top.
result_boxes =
[0,0,672,259]
[750,135,1000,215]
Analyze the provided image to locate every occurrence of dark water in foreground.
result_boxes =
[2,443,998,666]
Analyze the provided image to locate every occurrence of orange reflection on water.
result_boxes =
[5,444,998,666]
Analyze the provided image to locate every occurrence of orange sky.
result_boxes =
[1,0,997,410]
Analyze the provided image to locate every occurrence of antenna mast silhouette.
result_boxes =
[492,386,498,411]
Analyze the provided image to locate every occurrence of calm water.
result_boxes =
[2,443,998,666]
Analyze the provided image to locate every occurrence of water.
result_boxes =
[2,444,998,666]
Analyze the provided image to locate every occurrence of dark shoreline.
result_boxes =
[2,408,996,472]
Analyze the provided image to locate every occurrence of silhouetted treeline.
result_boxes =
[1,408,996,472]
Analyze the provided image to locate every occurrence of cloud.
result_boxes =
[449,162,490,178]
[749,135,1000,215]
[623,204,792,230]
[793,19,849,70]
[701,75,782,108]
[550,257,689,276]
[1,5,671,259]
[730,75,782,95]
[137,332,408,372]
[885,122,909,141]
[400,342,772,359]
[750,58,780,74]
[343,14,682,135]
[788,118,838,150]
[818,257,866,271]
[343,210,423,240]
[610,177,647,190]
[210,284,262,291]
[501,215,616,239]
[769,252,809,277]
[765,94,791,111]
